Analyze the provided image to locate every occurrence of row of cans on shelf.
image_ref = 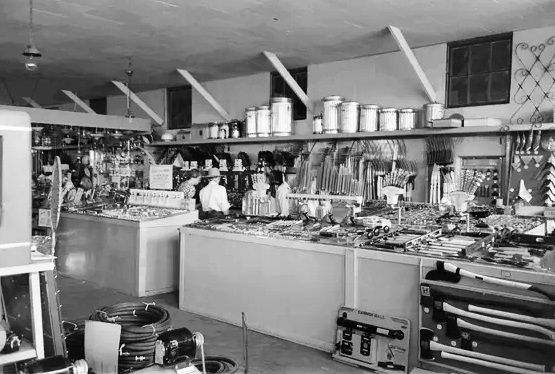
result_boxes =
[243,96,445,137]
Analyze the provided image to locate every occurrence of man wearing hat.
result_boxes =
[199,168,231,218]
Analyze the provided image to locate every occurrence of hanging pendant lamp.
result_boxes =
[22,0,42,71]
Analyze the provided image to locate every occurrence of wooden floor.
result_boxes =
[58,276,371,374]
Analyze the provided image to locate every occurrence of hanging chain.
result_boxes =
[29,0,34,44]
[126,57,133,118]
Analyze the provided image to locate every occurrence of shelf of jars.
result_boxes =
[151,123,551,147]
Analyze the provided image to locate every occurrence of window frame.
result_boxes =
[167,85,193,130]
[270,67,308,121]
[446,32,513,108]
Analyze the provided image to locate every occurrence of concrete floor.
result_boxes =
[58,276,370,374]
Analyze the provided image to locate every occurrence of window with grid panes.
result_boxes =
[270,67,308,120]
[447,33,512,108]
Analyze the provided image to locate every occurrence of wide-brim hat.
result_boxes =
[206,168,221,178]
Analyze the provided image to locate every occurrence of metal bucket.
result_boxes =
[379,108,398,131]
[245,107,257,138]
[423,103,445,127]
[313,115,323,134]
[322,95,344,134]
[359,104,380,132]
[270,97,293,136]
[399,108,417,130]
[256,105,271,137]
[340,101,360,133]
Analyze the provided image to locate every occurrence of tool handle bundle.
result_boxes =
[443,169,485,195]
[382,168,411,189]
[89,302,172,372]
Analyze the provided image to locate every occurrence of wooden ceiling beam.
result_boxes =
[263,51,315,115]
[61,90,96,114]
[176,69,231,121]
[111,81,164,126]
[388,25,437,103]
[22,97,42,108]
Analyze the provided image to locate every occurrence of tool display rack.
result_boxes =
[0,260,54,371]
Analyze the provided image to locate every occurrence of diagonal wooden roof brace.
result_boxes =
[61,90,96,114]
[111,81,164,126]
[176,69,231,121]
[263,51,315,115]
[22,97,42,108]
[388,25,437,103]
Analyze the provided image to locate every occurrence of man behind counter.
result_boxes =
[199,168,230,219]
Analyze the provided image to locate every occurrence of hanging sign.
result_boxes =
[149,165,173,190]
[38,209,52,228]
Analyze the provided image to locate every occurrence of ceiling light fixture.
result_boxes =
[125,57,135,122]
[22,0,42,71]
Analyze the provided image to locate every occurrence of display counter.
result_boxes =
[57,208,198,297]
[178,218,555,370]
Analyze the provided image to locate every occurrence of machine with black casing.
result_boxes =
[332,306,410,373]
[155,327,198,366]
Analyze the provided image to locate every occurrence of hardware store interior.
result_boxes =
[3,0,555,373]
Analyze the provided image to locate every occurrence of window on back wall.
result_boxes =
[167,85,192,129]
[270,67,308,120]
[447,33,512,108]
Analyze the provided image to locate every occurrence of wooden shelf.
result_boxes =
[151,123,553,147]
[32,145,80,151]
[0,261,54,277]
[0,341,36,365]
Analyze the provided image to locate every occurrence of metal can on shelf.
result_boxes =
[339,101,360,133]
[423,102,445,127]
[208,123,219,139]
[398,108,417,130]
[322,95,344,134]
[359,104,380,132]
[270,97,293,137]
[379,108,398,131]
[256,105,271,137]
[313,115,323,134]
[245,107,257,138]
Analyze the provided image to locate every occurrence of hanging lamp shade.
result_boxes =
[22,44,42,58]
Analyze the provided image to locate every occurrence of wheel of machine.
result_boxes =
[383,226,390,233]
[366,231,374,239]
[373,227,381,236]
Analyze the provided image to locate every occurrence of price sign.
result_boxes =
[149,165,173,190]
[38,209,52,227]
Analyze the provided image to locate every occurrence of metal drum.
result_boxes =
[313,115,323,134]
[399,108,417,131]
[379,108,398,131]
[340,101,360,133]
[359,104,380,132]
[322,95,344,134]
[423,102,445,127]
[256,105,271,137]
[245,107,257,138]
[270,97,293,136]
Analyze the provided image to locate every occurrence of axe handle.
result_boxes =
[440,351,549,374]
[457,318,555,347]
[443,262,531,289]
[430,341,545,372]
[468,305,555,330]
[444,302,555,340]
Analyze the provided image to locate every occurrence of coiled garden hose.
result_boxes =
[89,302,172,372]
[191,356,239,373]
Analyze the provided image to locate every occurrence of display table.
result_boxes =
[179,226,555,369]
[57,210,198,297]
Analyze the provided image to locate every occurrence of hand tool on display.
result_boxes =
[453,318,555,347]
[512,133,523,171]
[433,261,555,301]
[533,130,544,167]
[440,351,550,374]
[467,304,555,330]
[431,300,555,339]
[420,329,547,372]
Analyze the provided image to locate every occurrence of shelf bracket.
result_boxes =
[263,51,315,115]
[22,97,42,109]
[61,90,96,114]
[388,25,437,103]
[176,69,231,121]
[111,81,164,126]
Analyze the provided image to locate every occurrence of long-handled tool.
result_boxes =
[420,329,548,372]
[467,304,555,330]
[436,261,555,301]
[441,351,549,374]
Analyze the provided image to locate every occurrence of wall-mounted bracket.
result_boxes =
[61,90,96,114]
[263,51,315,115]
[176,69,231,121]
[111,81,164,126]
[388,25,437,103]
